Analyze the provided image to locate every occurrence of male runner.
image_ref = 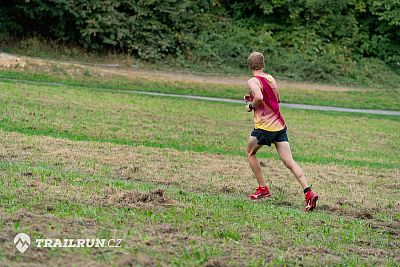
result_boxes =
[244,52,318,211]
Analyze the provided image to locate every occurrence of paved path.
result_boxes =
[128,90,400,116]
[1,77,399,116]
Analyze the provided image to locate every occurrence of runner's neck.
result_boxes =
[253,70,266,77]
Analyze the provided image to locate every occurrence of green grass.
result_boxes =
[0,77,399,266]
[0,159,398,266]
[0,81,399,169]
[0,62,400,111]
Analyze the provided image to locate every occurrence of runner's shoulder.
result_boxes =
[247,76,258,83]
[265,74,276,83]
[247,77,260,86]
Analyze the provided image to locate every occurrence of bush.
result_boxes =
[0,0,398,85]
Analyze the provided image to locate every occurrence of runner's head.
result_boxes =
[247,52,265,71]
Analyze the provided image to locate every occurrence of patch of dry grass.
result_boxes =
[1,130,398,220]
[1,130,399,265]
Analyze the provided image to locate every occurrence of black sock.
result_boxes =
[303,187,311,194]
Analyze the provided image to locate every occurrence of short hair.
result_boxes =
[247,52,265,71]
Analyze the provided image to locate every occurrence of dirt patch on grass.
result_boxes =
[99,188,174,208]
[26,179,48,192]
[368,220,400,238]
[0,53,26,69]
[23,57,95,78]
[204,258,228,267]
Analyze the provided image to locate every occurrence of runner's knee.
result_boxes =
[283,159,295,170]
[246,147,256,158]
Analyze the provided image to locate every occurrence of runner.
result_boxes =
[245,52,318,211]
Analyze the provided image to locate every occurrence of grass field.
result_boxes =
[0,72,399,265]
[0,56,399,111]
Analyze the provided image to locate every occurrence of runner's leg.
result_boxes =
[246,136,267,187]
[274,141,308,189]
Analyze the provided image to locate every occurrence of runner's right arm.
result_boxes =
[246,78,263,111]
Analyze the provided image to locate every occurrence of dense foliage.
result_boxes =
[0,0,399,84]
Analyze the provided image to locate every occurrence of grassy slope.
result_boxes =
[0,80,399,266]
[0,132,399,266]
[0,59,399,111]
[0,81,399,168]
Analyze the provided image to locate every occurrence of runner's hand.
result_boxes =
[244,95,251,103]
[245,104,252,112]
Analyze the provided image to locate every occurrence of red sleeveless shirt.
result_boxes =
[251,75,285,132]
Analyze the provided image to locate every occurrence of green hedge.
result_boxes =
[0,0,399,84]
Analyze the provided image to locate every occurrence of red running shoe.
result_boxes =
[304,190,318,211]
[250,186,271,200]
